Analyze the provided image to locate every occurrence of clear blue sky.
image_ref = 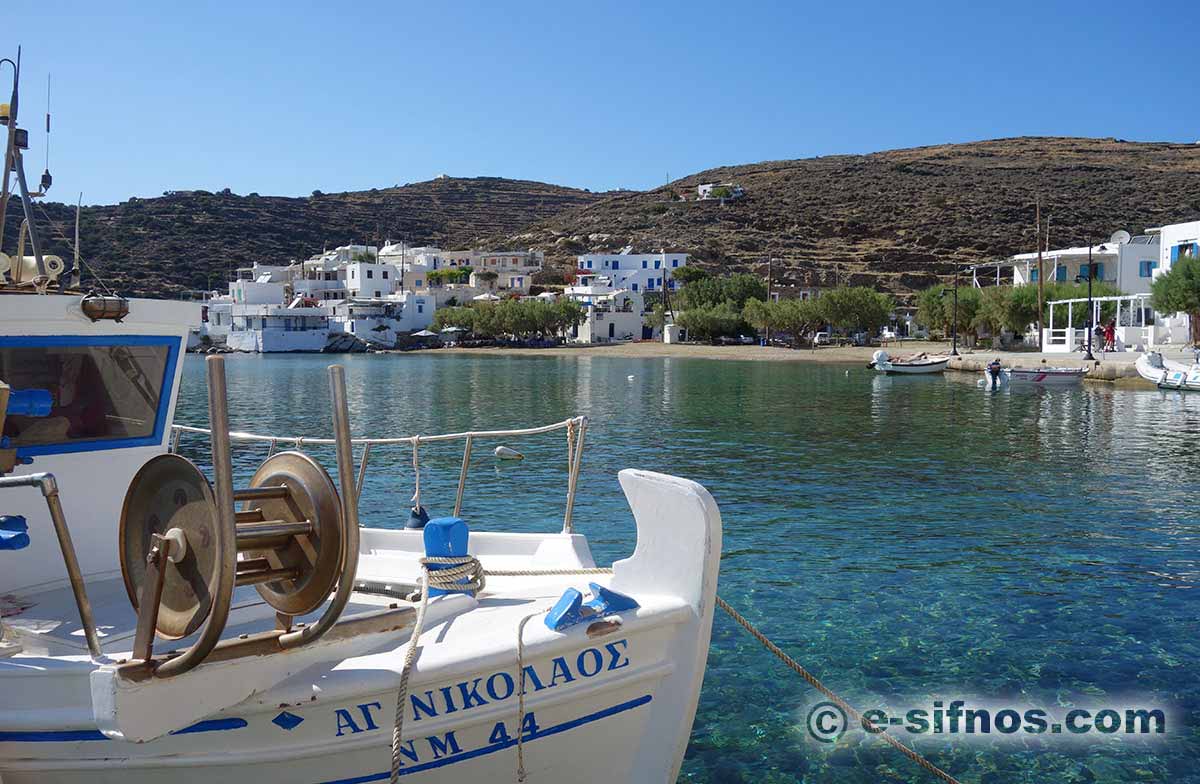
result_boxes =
[8,0,1199,205]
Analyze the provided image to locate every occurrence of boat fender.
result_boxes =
[545,582,639,632]
[405,504,431,530]
[423,517,470,597]
[493,445,523,460]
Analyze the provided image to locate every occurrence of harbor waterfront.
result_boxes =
[176,353,1200,783]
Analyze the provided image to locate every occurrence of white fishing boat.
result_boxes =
[980,364,1088,389]
[867,350,949,375]
[0,302,722,784]
[0,61,722,783]
[1136,351,1200,391]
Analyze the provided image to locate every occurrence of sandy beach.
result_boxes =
[408,340,1190,386]
[415,340,945,363]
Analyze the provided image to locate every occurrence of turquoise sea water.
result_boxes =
[177,354,1200,783]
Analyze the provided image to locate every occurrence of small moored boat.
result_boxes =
[1136,351,1200,391]
[867,350,949,375]
[980,363,1088,389]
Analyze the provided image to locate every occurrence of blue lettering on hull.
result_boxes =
[316,694,652,783]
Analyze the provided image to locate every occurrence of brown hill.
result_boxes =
[2,177,604,297]
[495,137,1200,299]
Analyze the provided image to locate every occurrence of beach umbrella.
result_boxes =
[472,292,501,301]
[412,329,437,337]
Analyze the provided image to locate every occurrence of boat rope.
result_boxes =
[714,596,963,784]
[386,564,961,784]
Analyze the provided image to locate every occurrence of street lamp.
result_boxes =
[940,264,961,356]
[1074,244,1096,361]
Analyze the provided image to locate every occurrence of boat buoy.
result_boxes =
[405,505,430,530]
[627,375,635,381]
[494,445,523,460]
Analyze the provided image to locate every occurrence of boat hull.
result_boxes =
[1,627,675,784]
[873,358,949,375]
[1136,353,1200,391]
[1,470,722,784]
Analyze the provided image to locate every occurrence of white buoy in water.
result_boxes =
[627,375,635,381]
[494,445,523,460]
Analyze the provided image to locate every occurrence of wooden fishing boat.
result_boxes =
[867,350,949,375]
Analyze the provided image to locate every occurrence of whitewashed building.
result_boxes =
[564,275,648,343]
[576,253,688,295]
[226,303,330,352]
[1007,233,1160,295]
[1148,220,1200,343]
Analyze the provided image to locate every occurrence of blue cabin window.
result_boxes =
[642,261,648,269]
[612,261,619,270]
[0,335,180,457]
[1030,268,1039,282]
[631,283,639,292]
[1139,260,1158,278]
[1055,266,1067,282]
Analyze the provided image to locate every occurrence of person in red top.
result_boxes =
[1103,320,1116,352]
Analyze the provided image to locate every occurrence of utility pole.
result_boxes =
[765,256,773,343]
[1036,200,1045,352]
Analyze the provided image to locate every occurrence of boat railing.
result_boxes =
[169,415,589,534]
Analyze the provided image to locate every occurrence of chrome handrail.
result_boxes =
[170,415,589,534]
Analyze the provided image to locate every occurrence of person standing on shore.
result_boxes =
[1104,320,1116,352]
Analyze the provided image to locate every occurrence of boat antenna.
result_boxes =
[40,72,51,194]
[0,49,19,255]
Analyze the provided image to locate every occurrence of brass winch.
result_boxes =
[115,356,361,677]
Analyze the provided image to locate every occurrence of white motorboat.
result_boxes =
[867,350,949,375]
[1136,351,1200,391]
[0,62,722,782]
[980,364,1088,389]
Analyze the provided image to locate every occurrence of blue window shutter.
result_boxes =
[1030,269,1039,282]
[1171,246,1180,262]
[1095,263,1104,280]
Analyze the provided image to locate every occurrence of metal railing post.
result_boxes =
[453,435,473,517]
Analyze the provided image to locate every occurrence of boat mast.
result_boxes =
[0,48,19,256]
[0,47,49,283]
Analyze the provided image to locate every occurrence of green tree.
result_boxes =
[645,304,669,331]
[676,302,744,343]
[916,285,949,335]
[1151,254,1200,342]
[816,286,893,332]
[432,306,476,334]
[671,266,710,285]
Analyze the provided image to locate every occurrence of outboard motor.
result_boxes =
[868,349,888,369]
[986,359,1003,390]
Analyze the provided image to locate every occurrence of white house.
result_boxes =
[564,277,647,344]
[1149,219,1200,343]
[225,303,330,353]
[575,253,688,295]
[1008,233,1160,295]
[697,183,745,201]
